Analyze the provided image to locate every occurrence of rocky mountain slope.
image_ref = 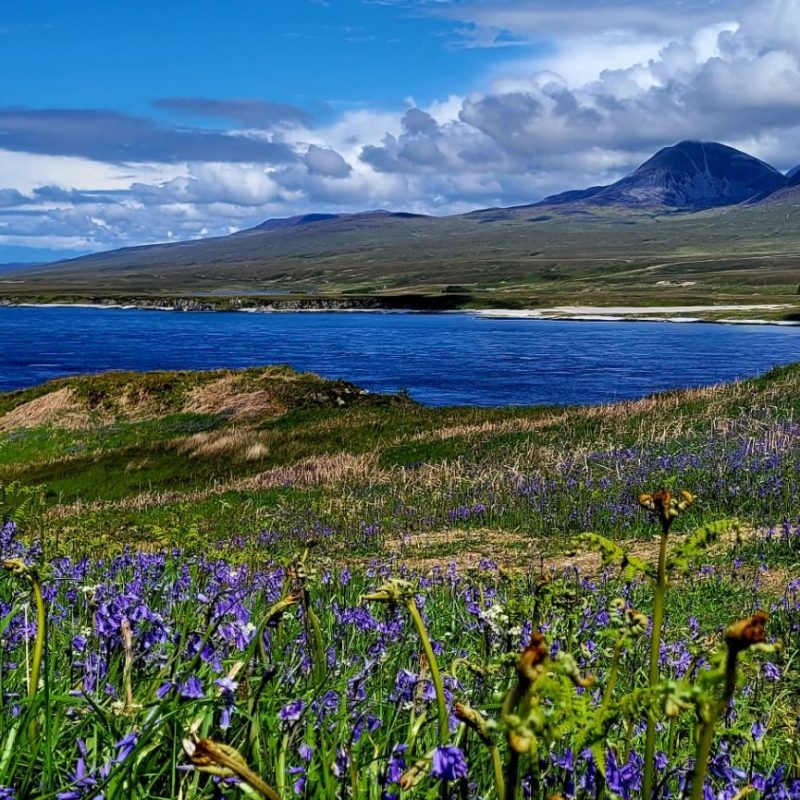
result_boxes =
[541,141,786,209]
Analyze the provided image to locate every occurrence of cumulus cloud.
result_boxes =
[304,145,352,177]
[4,0,800,257]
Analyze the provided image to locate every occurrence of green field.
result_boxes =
[3,363,800,565]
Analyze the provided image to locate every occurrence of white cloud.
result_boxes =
[4,0,800,256]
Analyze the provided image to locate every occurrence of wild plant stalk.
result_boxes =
[405,599,449,745]
[639,489,693,800]
[362,580,449,744]
[501,632,549,800]
[2,559,46,748]
[183,737,281,800]
[688,612,769,800]
[642,521,669,800]
[455,702,505,799]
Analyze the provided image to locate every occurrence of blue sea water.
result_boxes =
[2,306,799,406]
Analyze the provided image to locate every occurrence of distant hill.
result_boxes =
[0,262,44,273]
[4,140,800,303]
[247,210,428,234]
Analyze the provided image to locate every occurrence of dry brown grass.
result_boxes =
[0,388,91,430]
[50,452,384,518]
[178,428,271,461]
[236,452,385,490]
[407,414,569,443]
[184,375,284,419]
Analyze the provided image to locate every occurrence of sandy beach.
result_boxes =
[476,304,799,325]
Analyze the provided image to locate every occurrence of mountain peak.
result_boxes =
[542,140,786,210]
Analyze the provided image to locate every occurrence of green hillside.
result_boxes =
[3,202,800,313]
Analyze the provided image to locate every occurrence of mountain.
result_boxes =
[753,164,800,206]
[0,262,43,273]
[539,185,607,205]
[247,210,427,234]
[4,140,800,301]
[553,141,786,210]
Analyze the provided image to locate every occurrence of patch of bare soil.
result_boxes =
[375,523,760,577]
[379,527,536,572]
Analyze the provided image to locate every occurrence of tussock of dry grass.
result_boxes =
[184,375,284,419]
[0,388,89,430]
[408,415,569,442]
[178,428,270,461]
[237,452,384,490]
[50,452,383,518]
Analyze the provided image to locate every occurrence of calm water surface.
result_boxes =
[2,307,799,406]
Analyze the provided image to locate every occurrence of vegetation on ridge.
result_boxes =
[5,200,800,317]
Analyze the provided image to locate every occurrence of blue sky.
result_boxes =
[2,0,800,262]
[3,1,497,117]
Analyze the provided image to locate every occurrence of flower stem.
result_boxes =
[688,649,740,800]
[501,679,527,800]
[642,525,670,800]
[405,599,449,744]
[490,745,506,800]
[689,715,716,800]
[600,638,623,715]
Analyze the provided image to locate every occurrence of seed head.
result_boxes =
[639,489,694,528]
[725,611,768,655]
[516,631,549,681]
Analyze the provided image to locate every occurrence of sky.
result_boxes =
[2,0,800,262]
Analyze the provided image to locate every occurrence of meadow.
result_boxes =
[0,364,798,798]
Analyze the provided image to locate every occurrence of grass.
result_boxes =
[4,363,800,563]
[0,506,797,799]
[1,364,799,798]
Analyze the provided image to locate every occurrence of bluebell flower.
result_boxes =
[179,676,204,699]
[431,745,468,782]
[384,744,407,785]
[280,698,306,724]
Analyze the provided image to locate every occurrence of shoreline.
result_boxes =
[473,304,800,326]
[1,298,799,327]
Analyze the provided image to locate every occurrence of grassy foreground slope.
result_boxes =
[3,367,800,800]
[3,363,800,568]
